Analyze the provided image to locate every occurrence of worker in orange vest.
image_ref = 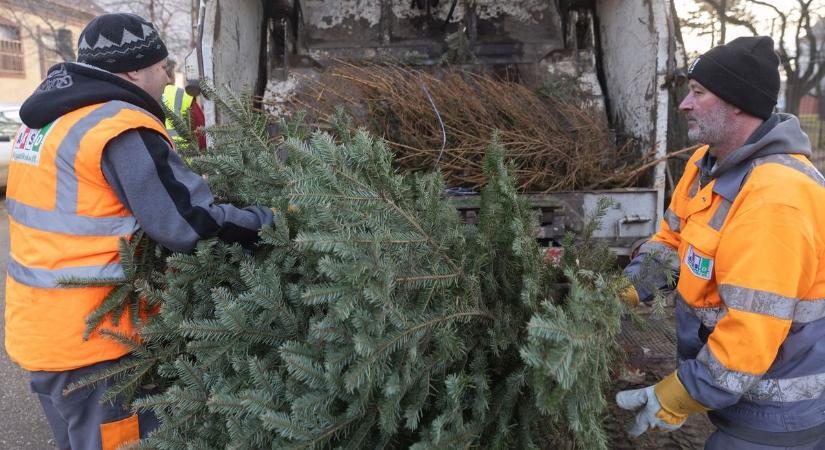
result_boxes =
[5,13,273,450]
[618,36,825,449]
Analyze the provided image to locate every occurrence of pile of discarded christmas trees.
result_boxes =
[280,62,655,192]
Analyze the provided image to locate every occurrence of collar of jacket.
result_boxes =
[694,113,811,202]
[20,62,165,129]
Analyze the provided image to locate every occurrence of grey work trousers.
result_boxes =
[29,356,159,450]
[705,429,825,450]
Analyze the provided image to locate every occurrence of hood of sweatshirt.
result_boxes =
[19,62,164,129]
[709,113,811,178]
[696,113,812,199]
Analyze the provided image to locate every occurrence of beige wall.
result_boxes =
[0,6,90,105]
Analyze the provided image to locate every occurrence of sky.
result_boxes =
[673,0,797,56]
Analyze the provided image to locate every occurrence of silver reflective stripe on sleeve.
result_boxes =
[793,299,825,323]
[638,240,680,271]
[676,292,727,329]
[745,372,825,402]
[7,258,125,288]
[719,285,798,321]
[7,198,138,236]
[664,208,681,232]
[694,306,727,329]
[697,345,761,394]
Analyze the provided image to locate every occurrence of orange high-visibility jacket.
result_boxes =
[631,142,825,441]
[5,100,171,371]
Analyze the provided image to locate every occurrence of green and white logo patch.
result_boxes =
[685,245,713,280]
[11,120,56,166]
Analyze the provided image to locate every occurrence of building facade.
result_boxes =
[0,0,102,105]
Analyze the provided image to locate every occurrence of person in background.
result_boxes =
[162,58,206,150]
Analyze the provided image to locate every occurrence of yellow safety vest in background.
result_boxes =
[162,84,194,143]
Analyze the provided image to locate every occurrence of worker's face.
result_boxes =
[132,58,170,104]
[679,80,735,153]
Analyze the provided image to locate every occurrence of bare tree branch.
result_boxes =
[0,0,77,62]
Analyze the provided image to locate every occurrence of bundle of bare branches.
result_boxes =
[268,62,666,192]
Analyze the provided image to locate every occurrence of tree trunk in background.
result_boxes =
[785,82,803,116]
[717,0,727,44]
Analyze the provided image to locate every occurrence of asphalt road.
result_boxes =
[0,200,55,449]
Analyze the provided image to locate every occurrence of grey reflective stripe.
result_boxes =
[676,291,726,328]
[6,198,138,236]
[55,101,161,214]
[697,345,760,394]
[793,299,825,323]
[664,208,680,232]
[750,154,825,189]
[166,88,184,138]
[719,285,798,321]
[688,177,700,197]
[638,240,680,271]
[174,88,184,115]
[708,198,732,231]
[7,258,125,288]
[745,372,825,402]
[694,306,727,329]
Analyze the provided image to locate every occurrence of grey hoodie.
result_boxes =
[697,113,813,199]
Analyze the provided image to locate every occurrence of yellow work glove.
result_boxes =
[620,285,640,307]
[616,371,708,437]
[270,204,299,215]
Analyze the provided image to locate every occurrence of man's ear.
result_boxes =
[121,70,141,82]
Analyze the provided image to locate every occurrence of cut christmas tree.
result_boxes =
[73,88,631,449]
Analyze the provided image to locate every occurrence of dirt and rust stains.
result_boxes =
[476,0,550,22]
[304,0,383,29]
[305,0,551,29]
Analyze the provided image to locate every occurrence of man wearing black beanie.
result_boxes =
[618,36,825,449]
[5,13,274,450]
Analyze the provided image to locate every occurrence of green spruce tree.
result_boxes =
[73,87,631,449]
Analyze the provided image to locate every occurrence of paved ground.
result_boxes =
[609,309,714,449]
[0,200,54,449]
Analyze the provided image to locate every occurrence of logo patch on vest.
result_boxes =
[11,121,56,166]
[685,245,713,280]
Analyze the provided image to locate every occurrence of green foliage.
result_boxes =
[77,87,630,449]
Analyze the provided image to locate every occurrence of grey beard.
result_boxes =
[687,108,730,146]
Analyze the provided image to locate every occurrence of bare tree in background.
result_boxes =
[97,0,198,67]
[0,0,90,63]
[681,0,825,115]
[681,0,747,45]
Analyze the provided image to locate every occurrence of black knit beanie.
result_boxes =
[687,36,780,119]
[77,13,168,73]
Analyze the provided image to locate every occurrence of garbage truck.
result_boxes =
[191,0,687,255]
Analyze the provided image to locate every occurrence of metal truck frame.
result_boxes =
[192,0,686,255]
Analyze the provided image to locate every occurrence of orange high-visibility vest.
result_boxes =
[641,144,825,429]
[4,100,171,371]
